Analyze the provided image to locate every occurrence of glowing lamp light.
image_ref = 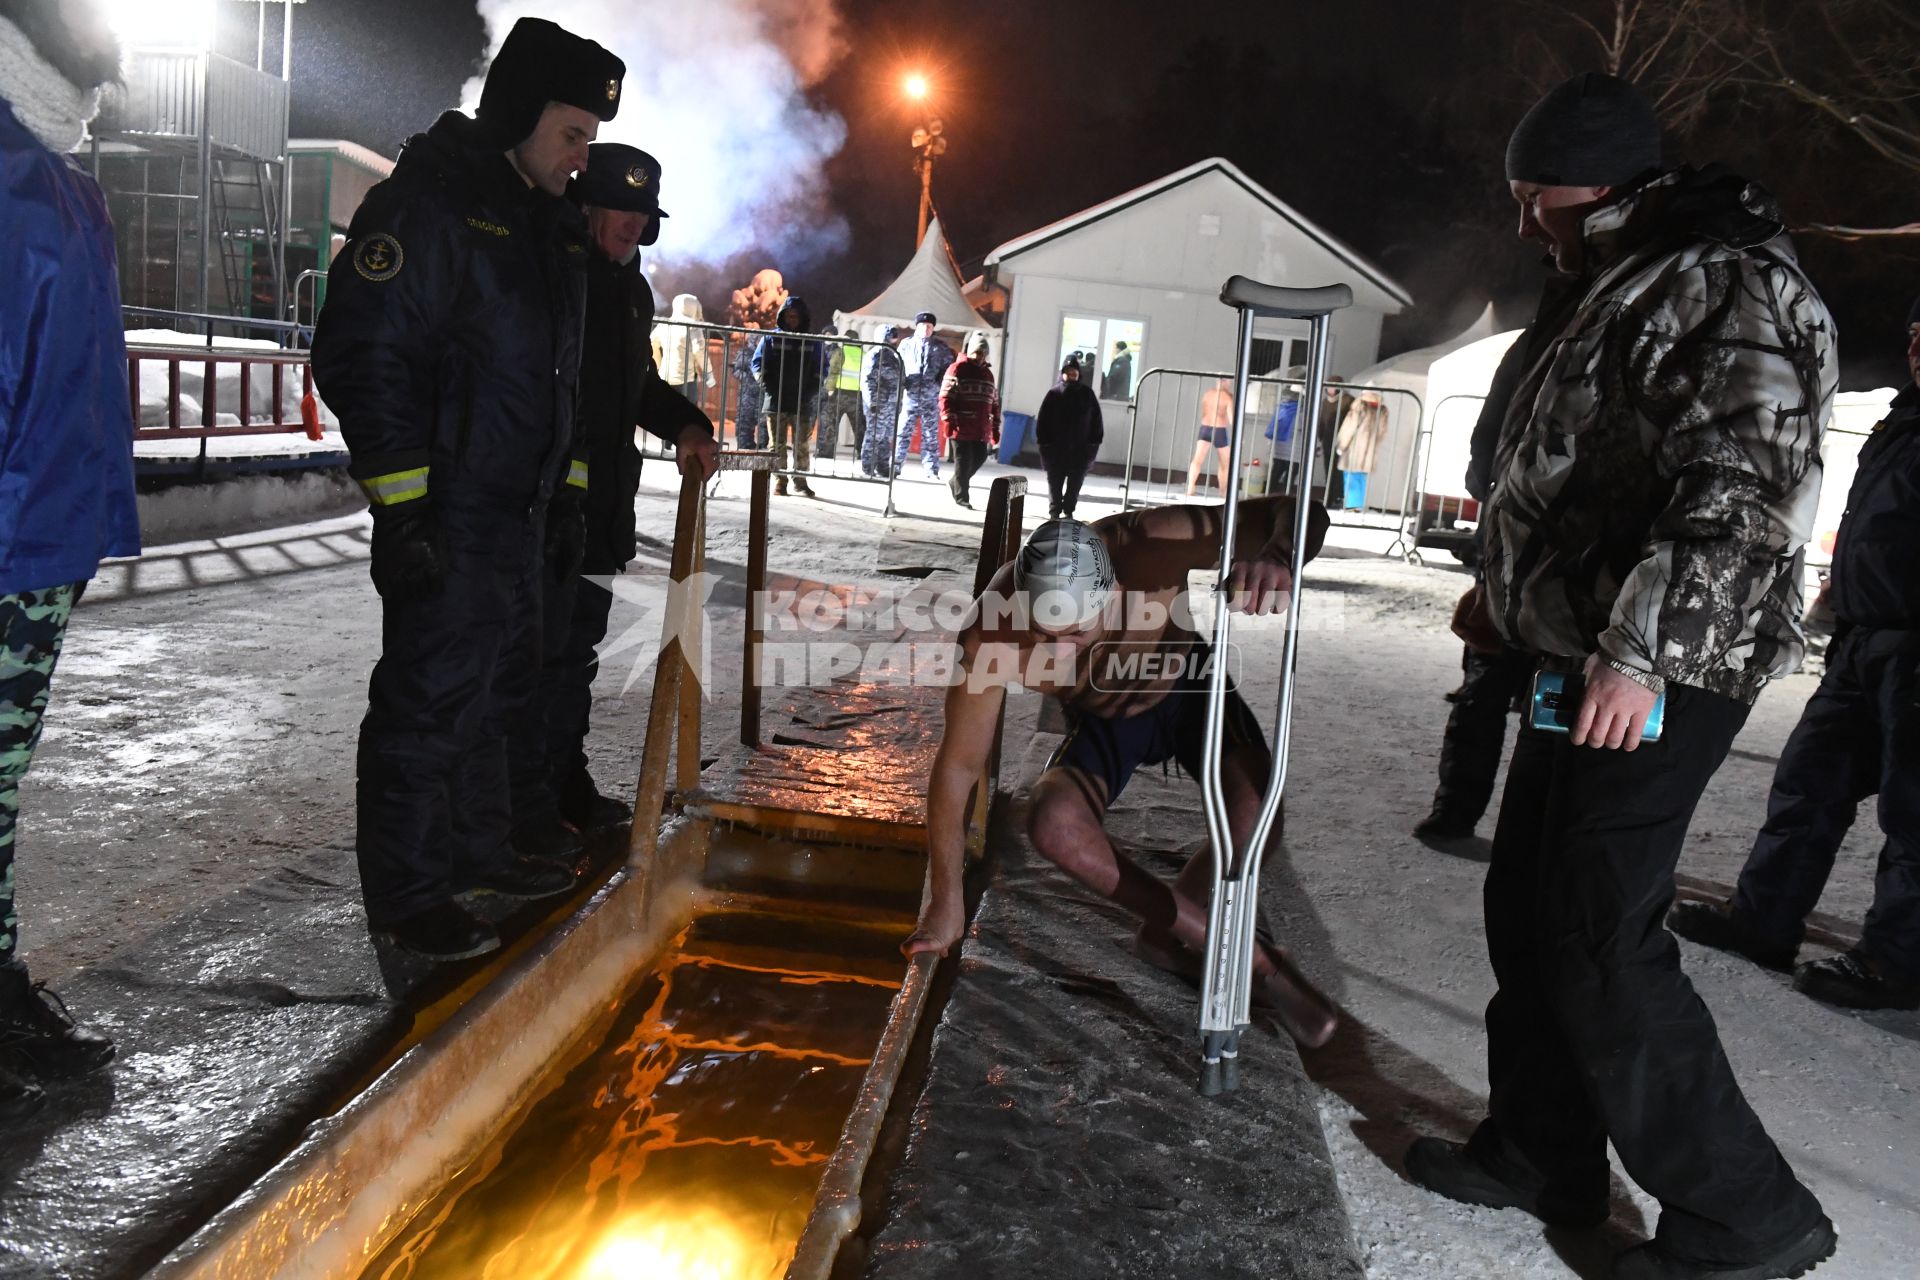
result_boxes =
[104,0,217,51]
[582,1208,780,1280]
[902,72,930,101]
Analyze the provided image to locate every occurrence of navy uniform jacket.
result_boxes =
[577,248,711,570]
[1830,384,1920,629]
[312,111,589,517]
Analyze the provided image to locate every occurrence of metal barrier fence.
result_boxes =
[648,319,974,516]
[1121,366,1424,558]
[128,344,318,441]
[1401,391,1489,565]
[124,305,311,348]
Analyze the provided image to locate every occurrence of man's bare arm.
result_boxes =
[1102,496,1330,614]
[903,669,1006,956]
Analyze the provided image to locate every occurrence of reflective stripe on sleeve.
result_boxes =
[567,459,590,490]
[358,466,429,506]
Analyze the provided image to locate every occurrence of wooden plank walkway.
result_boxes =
[686,571,969,849]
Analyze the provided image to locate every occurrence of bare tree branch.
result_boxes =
[1798,221,1920,240]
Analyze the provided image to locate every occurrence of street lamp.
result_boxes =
[905,71,946,251]
[102,0,216,50]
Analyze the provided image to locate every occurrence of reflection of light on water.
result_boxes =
[583,1206,783,1280]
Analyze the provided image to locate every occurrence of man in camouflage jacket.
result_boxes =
[1406,75,1839,1280]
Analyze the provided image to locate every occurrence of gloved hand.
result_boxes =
[369,503,447,599]
[546,487,588,583]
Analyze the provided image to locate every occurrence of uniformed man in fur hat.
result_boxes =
[312,17,624,962]
[508,143,717,850]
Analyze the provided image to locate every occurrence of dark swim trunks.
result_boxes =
[1197,425,1230,447]
[1045,644,1266,806]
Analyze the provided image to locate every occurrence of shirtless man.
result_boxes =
[903,499,1338,1046]
[1187,378,1235,496]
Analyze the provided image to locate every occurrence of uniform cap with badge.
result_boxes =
[476,17,627,150]
[570,143,670,246]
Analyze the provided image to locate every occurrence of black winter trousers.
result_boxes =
[507,548,622,830]
[1732,626,1920,978]
[541,568,618,816]
[1042,451,1087,518]
[356,509,538,925]
[1471,684,1822,1264]
[1428,644,1536,826]
[949,440,991,504]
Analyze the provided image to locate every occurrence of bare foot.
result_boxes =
[1130,924,1203,982]
[1253,941,1340,1049]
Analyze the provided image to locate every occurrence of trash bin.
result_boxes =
[999,411,1033,464]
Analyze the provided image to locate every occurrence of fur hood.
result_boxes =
[0,0,121,152]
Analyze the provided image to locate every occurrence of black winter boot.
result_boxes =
[1612,1216,1836,1279]
[1793,951,1920,1011]
[558,773,632,833]
[373,902,500,962]
[512,818,584,866]
[0,1057,48,1123]
[1666,900,1798,973]
[457,856,576,903]
[0,962,115,1079]
[1405,1136,1608,1228]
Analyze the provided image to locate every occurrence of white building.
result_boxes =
[980,156,1412,468]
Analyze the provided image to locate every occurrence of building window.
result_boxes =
[1058,314,1146,401]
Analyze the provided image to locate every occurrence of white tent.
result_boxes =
[834,217,997,357]
[1343,303,1500,512]
[1419,329,1524,501]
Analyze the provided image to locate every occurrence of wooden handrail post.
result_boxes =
[628,467,707,869]
[741,467,771,746]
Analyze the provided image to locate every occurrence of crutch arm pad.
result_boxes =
[1219,277,1354,319]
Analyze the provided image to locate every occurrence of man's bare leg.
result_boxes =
[1027,766,1212,948]
[1185,440,1211,497]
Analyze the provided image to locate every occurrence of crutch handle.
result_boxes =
[1218,277,1353,320]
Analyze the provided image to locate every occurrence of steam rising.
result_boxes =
[463,0,849,269]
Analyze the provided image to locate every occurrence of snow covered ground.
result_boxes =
[15,457,1915,1278]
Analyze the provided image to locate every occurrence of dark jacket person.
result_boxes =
[1405,73,1839,1280]
[1035,357,1104,519]
[311,17,624,961]
[1672,298,1920,1013]
[513,144,716,841]
[752,296,829,496]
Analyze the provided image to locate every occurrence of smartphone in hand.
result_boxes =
[1529,670,1666,743]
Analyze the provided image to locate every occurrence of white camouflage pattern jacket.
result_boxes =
[1481,167,1838,704]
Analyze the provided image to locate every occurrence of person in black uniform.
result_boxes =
[510,144,718,850]
[311,17,623,961]
[1670,296,1920,1011]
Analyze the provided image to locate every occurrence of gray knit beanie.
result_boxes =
[1506,73,1662,187]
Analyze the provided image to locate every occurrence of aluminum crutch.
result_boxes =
[1196,275,1352,1097]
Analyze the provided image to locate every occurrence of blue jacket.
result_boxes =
[0,103,140,593]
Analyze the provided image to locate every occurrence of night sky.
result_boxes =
[273,0,1916,387]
